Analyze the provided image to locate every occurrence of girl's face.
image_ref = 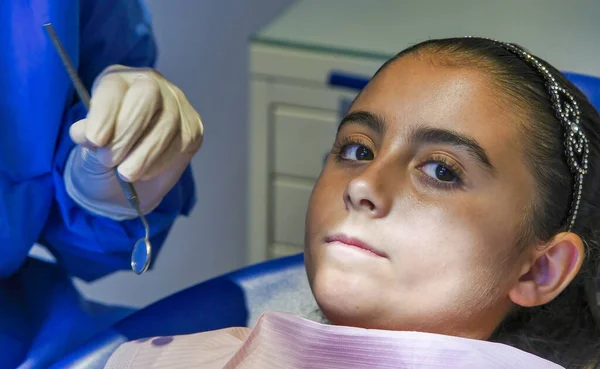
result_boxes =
[304,55,537,339]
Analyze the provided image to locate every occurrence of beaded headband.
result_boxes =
[468,37,589,231]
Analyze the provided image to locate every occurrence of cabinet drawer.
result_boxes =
[271,178,314,246]
[272,105,338,179]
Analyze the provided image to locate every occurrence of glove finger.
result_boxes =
[140,135,191,182]
[69,119,88,144]
[86,73,128,147]
[132,147,192,214]
[69,119,103,150]
[165,83,204,154]
[96,76,163,168]
[116,107,180,182]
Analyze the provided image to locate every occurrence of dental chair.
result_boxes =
[49,253,312,369]
[47,71,600,368]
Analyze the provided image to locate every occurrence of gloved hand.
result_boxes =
[64,65,204,220]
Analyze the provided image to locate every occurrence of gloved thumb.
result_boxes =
[70,119,98,149]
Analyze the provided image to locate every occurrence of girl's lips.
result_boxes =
[324,234,388,258]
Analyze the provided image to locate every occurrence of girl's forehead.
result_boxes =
[356,57,493,114]
[352,59,507,140]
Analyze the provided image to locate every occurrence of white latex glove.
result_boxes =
[64,65,204,220]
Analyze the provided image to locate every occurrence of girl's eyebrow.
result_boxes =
[339,110,495,174]
[338,111,385,135]
[411,126,495,174]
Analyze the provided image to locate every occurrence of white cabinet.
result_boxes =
[272,105,338,179]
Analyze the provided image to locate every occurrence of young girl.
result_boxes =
[105,37,600,368]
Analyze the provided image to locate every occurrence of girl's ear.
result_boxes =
[509,232,584,307]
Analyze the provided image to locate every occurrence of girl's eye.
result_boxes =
[420,162,458,183]
[340,144,374,161]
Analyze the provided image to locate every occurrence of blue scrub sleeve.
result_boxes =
[39,0,197,281]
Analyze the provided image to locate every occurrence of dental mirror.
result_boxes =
[131,207,152,275]
[131,237,152,275]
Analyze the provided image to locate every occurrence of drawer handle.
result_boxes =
[327,70,370,91]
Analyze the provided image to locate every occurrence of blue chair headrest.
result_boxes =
[563,72,600,113]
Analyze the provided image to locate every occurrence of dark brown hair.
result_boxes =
[376,38,600,368]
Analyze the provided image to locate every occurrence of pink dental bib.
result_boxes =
[105,311,563,368]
